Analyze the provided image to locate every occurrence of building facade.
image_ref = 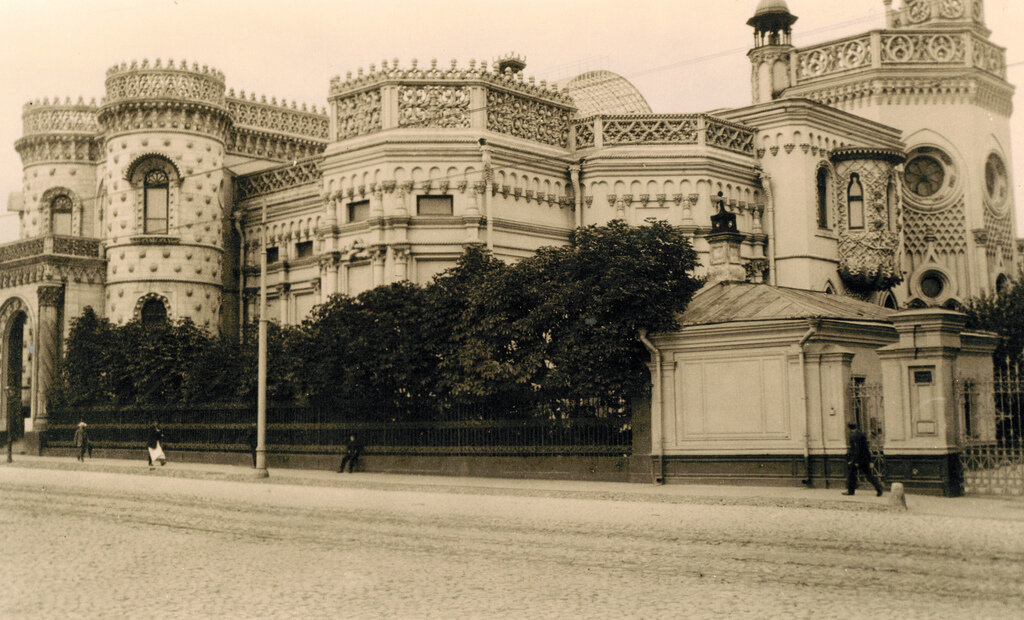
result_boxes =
[1,1,1020,482]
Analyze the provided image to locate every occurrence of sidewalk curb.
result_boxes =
[1,457,898,514]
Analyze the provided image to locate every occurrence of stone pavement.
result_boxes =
[6,454,1023,521]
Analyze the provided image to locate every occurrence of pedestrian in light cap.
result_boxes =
[74,421,89,462]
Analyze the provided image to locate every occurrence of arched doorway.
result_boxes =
[1,300,30,449]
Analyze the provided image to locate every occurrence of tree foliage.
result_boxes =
[53,220,701,414]
[963,268,1024,364]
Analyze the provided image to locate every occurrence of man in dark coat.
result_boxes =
[844,423,883,496]
[338,434,362,473]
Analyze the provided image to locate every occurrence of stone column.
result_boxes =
[33,284,64,434]
[392,246,410,282]
[371,246,387,287]
[277,283,290,324]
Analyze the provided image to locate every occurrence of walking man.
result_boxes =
[74,421,89,462]
[338,434,362,473]
[843,422,883,496]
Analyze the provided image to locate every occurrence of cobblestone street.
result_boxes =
[2,463,1023,619]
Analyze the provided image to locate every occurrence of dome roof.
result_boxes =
[557,70,652,117]
[753,0,792,17]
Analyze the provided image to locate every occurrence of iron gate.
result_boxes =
[849,381,886,480]
[955,366,1024,496]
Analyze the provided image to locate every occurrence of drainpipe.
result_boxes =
[232,210,245,342]
[757,169,778,286]
[798,320,819,486]
[569,162,583,229]
[638,329,664,484]
[479,140,494,251]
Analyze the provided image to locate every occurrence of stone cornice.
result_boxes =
[786,73,1014,117]
[720,98,904,150]
[14,134,103,166]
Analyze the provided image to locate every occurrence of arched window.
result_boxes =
[144,169,169,234]
[996,274,1009,294]
[886,178,896,231]
[816,167,830,229]
[140,298,168,327]
[51,194,73,236]
[847,174,864,230]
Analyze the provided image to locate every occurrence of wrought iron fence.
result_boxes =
[848,381,886,479]
[955,366,1024,496]
[45,398,633,456]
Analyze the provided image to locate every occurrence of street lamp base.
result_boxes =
[252,467,269,479]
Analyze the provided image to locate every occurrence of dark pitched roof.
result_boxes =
[680,282,895,326]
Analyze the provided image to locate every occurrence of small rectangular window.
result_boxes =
[296,241,313,259]
[417,195,453,216]
[347,200,369,223]
[913,370,933,384]
[266,247,279,264]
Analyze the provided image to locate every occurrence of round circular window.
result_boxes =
[905,155,945,198]
[919,271,945,298]
[984,153,1008,212]
[902,146,957,211]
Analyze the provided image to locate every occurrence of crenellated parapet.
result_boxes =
[15,98,103,165]
[98,58,231,141]
[103,58,226,106]
[327,58,575,147]
[224,90,329,162]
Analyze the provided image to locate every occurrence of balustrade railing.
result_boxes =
[0,235,102,264]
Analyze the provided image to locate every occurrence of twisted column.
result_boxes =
[33,284,64,432]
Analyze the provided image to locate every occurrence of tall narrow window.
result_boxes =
[886,178,896,231]
[816,167,829,229]
[144,169,169,234]
[847,174,864,230]
[51,194,73,236]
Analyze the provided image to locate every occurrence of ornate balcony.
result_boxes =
[0,235,105,289]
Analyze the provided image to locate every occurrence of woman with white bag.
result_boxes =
[146,420,167,468]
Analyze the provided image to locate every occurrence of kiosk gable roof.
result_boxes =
[680,282,895,326]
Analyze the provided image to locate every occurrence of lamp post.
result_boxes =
[255,201,269,478]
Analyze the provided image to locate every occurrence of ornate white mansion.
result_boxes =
[1,0,1020,492]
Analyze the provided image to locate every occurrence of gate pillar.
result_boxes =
[876,309,998,495]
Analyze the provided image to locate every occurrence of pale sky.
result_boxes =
[2,0,1023,241]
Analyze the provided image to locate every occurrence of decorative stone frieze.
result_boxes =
[98,101,231,141]
[103,59,226,107]
[15,135,102,165]
[486,89,570,147]
[21,98,100,135]
[397,85,470,128]
[333,89,383,140]
[797,37,873,79]
[225,127,324,162]
[235,158,323,201]
[600,115,698,145]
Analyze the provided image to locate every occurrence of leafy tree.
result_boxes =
[963,269,1024,364]
[441,219,701,405]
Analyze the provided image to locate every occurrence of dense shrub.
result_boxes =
[52,220,701,417]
